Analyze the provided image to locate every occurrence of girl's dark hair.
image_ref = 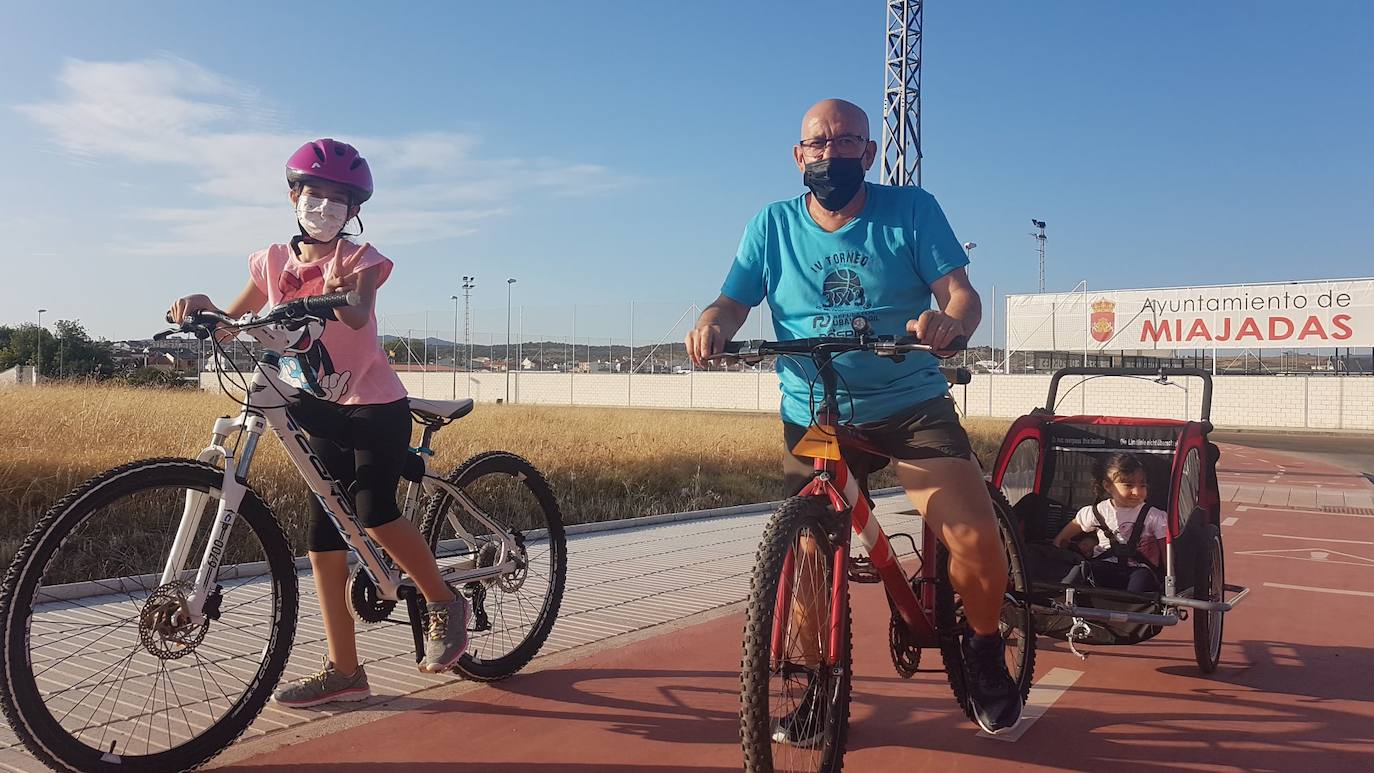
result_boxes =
[1097,452,1146,491]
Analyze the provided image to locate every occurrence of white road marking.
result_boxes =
[978,667,1083,743]
[1222,517,1239,527]
[1262,533,1374,545]
[1264,582,1374,598]
[1236,548,1374,567]
[1236,505,1373,518]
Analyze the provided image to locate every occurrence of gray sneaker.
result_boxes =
[273,657,370,708]
[419,597,470,673]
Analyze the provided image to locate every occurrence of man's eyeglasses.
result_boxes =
[798,134,868,156]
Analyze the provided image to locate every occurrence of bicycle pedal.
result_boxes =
[847,557,882,584]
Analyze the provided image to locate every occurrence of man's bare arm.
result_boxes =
[686,294,752,366]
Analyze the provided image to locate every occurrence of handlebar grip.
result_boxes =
[276,291,361,319]
[299,291,361,314]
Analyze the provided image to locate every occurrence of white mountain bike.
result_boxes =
[0,292,567,772]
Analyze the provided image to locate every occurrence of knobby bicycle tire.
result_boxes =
[0,458,298,773]
[420,451,566,682]
[741,496,852,773]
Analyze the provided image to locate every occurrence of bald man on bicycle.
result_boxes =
[687,98,1022,736]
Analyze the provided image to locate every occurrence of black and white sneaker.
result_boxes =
[961,632,1023,734]
[772,669,825,748]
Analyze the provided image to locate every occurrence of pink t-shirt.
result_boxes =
[248,240,406,406]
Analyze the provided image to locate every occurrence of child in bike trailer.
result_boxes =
[168,139,469,707]
[1052,452,1167,593]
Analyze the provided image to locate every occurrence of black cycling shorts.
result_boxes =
[288,395,412,553]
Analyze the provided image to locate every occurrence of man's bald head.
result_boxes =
[793,98,877,180]
[800,99,870,140]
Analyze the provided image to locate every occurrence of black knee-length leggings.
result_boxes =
[288,395,412,553]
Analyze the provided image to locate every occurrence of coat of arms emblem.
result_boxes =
[1090,299,1116,343]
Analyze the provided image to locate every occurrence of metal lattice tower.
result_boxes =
[461,276,475,370]
[881,0,923,187]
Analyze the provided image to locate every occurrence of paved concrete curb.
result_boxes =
[559,486,905,538]
[1213,426,1374,438]
[304,487,909,572]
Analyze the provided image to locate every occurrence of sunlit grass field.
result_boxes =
[0,384,1010,566]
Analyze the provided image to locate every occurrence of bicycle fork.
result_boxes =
[767,465,941,670]
[159,416,252,624]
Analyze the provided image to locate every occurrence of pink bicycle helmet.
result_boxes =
[285,138,374,203]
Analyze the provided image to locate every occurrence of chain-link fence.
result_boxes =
[371,300,784,408]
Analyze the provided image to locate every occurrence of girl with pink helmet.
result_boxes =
[168,139,471,707]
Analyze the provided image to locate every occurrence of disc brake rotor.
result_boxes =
[138,580,209,660]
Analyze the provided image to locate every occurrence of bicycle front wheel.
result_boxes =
[0,458,298,773]
[741,496,851,773]
[420,451,566,682]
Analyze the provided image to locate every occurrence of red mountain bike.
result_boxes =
[725,329,1035,773]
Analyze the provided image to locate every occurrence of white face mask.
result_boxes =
[295,194,349,240]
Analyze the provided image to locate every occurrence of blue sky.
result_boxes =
[1,1,1370,347]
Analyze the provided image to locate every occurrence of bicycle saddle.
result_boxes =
[408,397,475,421]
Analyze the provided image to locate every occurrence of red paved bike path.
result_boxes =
[218,445,1374,772]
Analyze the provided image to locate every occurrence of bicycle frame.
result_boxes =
[157,320,524,623]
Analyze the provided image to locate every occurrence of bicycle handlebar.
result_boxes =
[156,291,361,339]
[719,334,968,359]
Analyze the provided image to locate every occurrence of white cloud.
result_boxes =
[17,56,630,256]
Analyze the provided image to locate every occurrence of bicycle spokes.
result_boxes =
[2,461,297,771]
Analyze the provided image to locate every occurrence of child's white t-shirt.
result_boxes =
[1073,500,1168,558]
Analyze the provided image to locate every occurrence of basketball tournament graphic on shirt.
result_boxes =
[808,251,880,337]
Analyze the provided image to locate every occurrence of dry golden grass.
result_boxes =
[0,384,1010,565]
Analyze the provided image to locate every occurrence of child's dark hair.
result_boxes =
[1096,452,1147,492]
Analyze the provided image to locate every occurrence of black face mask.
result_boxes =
[803,156,866,212]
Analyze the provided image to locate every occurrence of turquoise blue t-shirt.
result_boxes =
[721,183,970,427]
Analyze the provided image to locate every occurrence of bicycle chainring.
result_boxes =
[348,565,397,624]
[888,614,922,678]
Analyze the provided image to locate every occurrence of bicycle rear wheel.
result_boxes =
[420,451,566,682]
[741,496,851,773]
[0,459,298,772]
[936,484,1036,717]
